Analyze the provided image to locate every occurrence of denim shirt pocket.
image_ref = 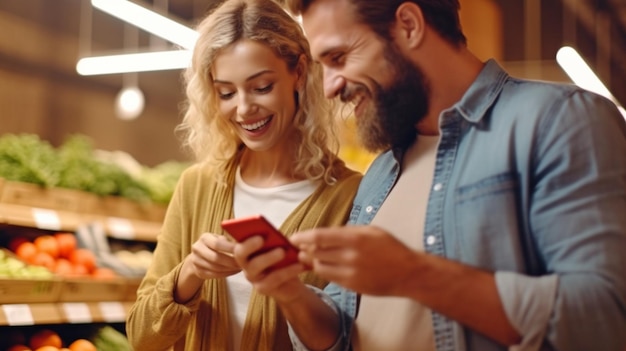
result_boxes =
[453,172,525,269]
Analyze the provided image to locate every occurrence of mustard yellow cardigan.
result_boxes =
[126,158,362,351]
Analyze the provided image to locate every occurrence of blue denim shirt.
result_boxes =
[289,59,626,351]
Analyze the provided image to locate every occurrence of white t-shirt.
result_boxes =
[226,166,317,351]
[353,135,439,351]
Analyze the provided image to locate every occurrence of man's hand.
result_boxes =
[292,225,422,297]
[293,225,522,346]
[234,235,342,350]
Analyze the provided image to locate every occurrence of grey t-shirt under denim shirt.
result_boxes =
[289,59,626,351]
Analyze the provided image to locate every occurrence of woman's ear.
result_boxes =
[393,2,426,50]
[295,54,308,90]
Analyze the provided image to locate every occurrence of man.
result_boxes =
[232,0,626,350]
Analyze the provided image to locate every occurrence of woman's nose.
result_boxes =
[237,94,258,116]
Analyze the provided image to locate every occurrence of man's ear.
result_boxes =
[295,54,308,90]
[393,2,426,50]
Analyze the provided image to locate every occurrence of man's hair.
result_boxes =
[282,0,466,46]
[178,0,342,185]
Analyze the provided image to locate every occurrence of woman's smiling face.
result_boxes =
[212,39,301,153]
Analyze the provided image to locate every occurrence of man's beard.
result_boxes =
[354,45,430,153]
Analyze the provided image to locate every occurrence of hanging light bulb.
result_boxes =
[115,86,145,120]
[113,22,145,121]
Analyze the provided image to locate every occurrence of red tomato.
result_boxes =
[54,233,77,259]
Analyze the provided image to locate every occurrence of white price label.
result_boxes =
[32,208,61,231]
[107,217,135,240]
[99,301,126,322]
[62,302,92,323]
[2,304,34,326]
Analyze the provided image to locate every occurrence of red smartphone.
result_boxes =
[220,214,299,270]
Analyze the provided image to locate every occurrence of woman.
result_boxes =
[125,0,362,350]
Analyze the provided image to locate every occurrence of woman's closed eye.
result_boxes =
[216,82,274,100]
[218,90,235,100]
[254,83,274,94]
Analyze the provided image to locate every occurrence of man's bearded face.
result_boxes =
[343,44,431,152]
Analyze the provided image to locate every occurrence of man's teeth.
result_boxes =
[241,116,271,131]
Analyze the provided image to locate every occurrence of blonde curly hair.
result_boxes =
[177,0,343,185]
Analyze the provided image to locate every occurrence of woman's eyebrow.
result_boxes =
[213,70,275,84]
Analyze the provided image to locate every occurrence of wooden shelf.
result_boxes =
[0,179,152,327]
[0,301,135,326]
[0,179,165,242]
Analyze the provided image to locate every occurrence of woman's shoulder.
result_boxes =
[178,162,206,180]
[177,161,232,188]
[324,162,362,197]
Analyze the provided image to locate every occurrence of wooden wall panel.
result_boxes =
[0,7,189,166]
[459,0,503,62]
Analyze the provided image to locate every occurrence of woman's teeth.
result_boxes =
[241,116,272,131]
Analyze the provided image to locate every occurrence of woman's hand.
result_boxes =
[186,233,241,280]
[233,236,309,304]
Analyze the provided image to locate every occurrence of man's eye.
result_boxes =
[330,53,344,65]
[255,84,274,94]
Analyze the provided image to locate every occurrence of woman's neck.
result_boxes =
[238,148,303,188]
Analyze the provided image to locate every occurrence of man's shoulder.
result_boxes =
[500,76,585,103]
[494,76,620,127]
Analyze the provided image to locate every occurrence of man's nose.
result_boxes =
[323,68,345,99]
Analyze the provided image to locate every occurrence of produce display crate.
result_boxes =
[0,179,166,240]
[0,277,63,304]
[58,277,128,302]
[122,278,143,302]
[0,179,96,231]
[0,249,62,303]
[0,178,167,223]
[86,195,166,222]
[0,180,88,213]
[0,178,4,224]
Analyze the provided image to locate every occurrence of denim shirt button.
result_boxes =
[433,183,443,191]
[426,235,436,245]
[365,205,374,213]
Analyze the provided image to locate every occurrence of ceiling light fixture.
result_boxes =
[91,0,198,50]
[76,50,192,75]
[116,85,145,120]
[556,46,626,119]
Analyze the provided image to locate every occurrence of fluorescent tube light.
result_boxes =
[556,46,626,119]
[91,0,198,50]
[76,50,192,75]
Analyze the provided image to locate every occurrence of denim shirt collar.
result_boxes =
[389,59,509,162]
[453,59,509,123]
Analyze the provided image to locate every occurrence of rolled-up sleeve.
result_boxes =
[496,272,558,350]
[288,286,345,351]
[523,91,626,351]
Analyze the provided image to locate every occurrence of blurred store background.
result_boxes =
[0,0,625,170]
[0,1,624,349]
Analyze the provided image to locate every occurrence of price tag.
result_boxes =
[62,302,92,323]
[107,217,135,240]
[2,304,34,326]
[99,301,126,322]
[32,208,61,231]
